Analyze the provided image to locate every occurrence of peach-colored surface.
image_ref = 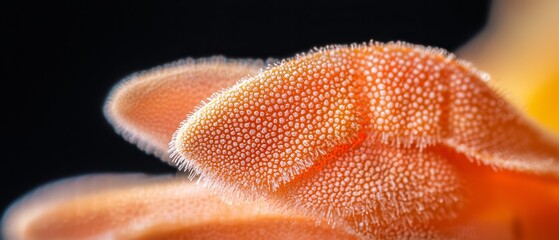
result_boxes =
[2,174,354,240]
[104,58,264,161]
[173,43,559,238]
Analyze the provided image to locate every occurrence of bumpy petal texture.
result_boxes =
[2,174,355,240]
[172,42,559,239]
[104,58,265,161]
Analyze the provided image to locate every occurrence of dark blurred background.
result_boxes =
[2,0,490,212]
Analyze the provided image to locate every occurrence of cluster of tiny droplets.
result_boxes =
[172,42,559,239]
[176,51,362,192]
[283,139,460,238]
[356,46,449,148]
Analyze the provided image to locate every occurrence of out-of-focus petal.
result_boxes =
[2,174,355,240]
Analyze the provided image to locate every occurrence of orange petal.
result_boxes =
[2,174,355,240]
[444,150,559,240]
[172,42,559,238]
[442,60,559,176]
[104,58,264,161]
[277,140,462,239]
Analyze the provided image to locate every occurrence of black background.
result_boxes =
[2,0,490,213]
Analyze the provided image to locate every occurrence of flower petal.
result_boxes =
[172,42,559,238]
[2,174,355,240]
[104,58,265,161]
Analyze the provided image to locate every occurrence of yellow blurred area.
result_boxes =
[526,73,559,135]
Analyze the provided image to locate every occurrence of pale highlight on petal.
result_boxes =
[2,174,355,240]
[172,42,559,238]
[104,58,265,161]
